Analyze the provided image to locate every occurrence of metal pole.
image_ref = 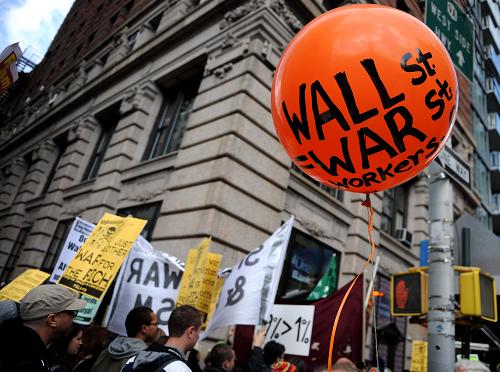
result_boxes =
[461,228,471,360]
[427,163,455,371]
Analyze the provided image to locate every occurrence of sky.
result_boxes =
[0,0,74,63]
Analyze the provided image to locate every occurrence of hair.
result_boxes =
[209,344,234,368]
[167,305,202,337]
[77,325,109,361]
[48,324,84,365]
[263,341,285,366]
[125,306,154,337]
[288,357,307,372]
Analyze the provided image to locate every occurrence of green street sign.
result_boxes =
[425,0,474,81]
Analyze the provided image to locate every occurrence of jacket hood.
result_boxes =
[132,350,168,369]
[107,336,147,359]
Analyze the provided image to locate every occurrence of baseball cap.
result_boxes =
[19,284,86,321]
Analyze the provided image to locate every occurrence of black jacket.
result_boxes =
[0,319,52,372]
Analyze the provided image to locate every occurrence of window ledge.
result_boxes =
[63,179,95,200]
[122,152,177,183]
[25,195,46,210]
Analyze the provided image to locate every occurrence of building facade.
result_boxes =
[0,0,497,369]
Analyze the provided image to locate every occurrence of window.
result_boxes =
[381,184,409,237]
[82,106,120,181]
[277,228,340,301]
[0,227,31,283]
[127,30,139,49]
[291,163,344,201]
[143,75,202,160]
[41,220,73,273]
[41,137,68,195]
[117,202,161,240]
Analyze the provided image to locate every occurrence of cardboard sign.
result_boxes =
[177,238,222,316]
[105,237,183,336]
[264,304,315,356]
[50,217,95,283]
[0,269,50,301]
[58,213,146,300]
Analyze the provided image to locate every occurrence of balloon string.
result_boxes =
[327,194,376,372]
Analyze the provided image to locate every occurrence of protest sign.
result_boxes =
[58,213,146,300]
[202,216,294,339]
[0,43,22,94]
[411,340,428,372]
[74,295,101,325]
[0,269,50,301]
[177,238,222,317]
[105,236,183,336]
[264,305,314,356]
[50,217,95,283]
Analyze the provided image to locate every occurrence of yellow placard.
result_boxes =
[177,238,222,318]
[204,276,225,328]
[57,213,146,300]
[177,249,197,305]
[410,340,428,372]
[0,269,50,302]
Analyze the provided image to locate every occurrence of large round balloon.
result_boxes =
[271,5,458,193]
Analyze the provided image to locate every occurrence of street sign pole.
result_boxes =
[428,162,455,371]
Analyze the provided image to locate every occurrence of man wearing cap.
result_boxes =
[0,284,86,372]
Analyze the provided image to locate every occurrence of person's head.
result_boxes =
[209,344,236,371]
[48,324,84,362]
[263,341,285,366]
[125,306,158,343]
[288,357,307,372]
[19,284,86,345]
[78,325,109,359]
[167,305,202,352]
[67,325,84,356]
[332,357,358,372]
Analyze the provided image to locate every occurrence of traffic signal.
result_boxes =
[391,271,428,316]
[459,270,497,322]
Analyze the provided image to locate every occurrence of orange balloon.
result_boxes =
[271,5,458,193]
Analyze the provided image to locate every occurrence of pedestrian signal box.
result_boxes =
[391,272,428,316]
[459,270,497,322]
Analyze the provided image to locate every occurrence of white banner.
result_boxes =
[202,216,294,339]
[264,304,314,356]
[50,217,95,283]
[105,237,184,336]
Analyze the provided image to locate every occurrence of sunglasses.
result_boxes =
[59,310,79,317]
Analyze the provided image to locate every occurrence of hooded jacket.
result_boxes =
[90,336,147,372]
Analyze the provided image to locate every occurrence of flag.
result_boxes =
[307,254,337,300]
[288,277,364,369]
[105,237,184,336]
[0,43,22,94]
[201,216,294,339]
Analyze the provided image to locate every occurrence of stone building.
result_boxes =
[0,0,497,369]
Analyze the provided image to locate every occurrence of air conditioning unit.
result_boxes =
[395,228,413,247]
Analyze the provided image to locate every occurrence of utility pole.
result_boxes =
[428,163,455,371]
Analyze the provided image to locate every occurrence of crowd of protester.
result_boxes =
[0,284,381,372]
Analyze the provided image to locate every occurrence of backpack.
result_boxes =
[120,352,181,372]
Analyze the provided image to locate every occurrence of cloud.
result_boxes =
[0,0,74,61]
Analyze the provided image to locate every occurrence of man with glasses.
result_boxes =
[0,284,86,372]
[91,306,158,372]
[121,305,202,372]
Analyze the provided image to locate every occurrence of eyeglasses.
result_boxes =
[149,322,158,326]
